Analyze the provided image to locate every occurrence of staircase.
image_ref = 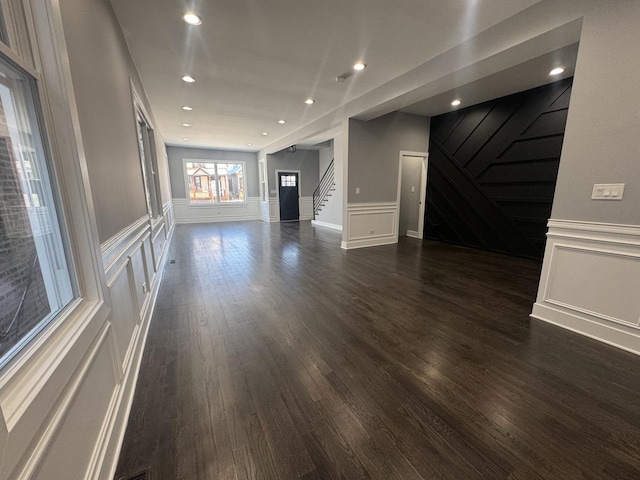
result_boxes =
[313,159,335,219]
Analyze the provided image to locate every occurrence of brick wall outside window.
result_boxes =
[0,99,50,357]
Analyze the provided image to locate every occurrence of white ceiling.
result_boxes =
[110,0,567,152]
[399,43,578,118]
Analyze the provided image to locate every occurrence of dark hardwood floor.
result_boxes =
[115,221,640,480]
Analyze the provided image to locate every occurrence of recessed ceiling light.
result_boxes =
[353,62,367,71]
[182,123,191,127]
[181,75,195,83]
[182,106,193,111]
[262,132,269,136]
[278,120,286,124]
[247,143,253,146]
[304,98,315,105]
[451,99,462,106]
[182,137,189,141]
[549,67,565,76]
[182,13,202,26]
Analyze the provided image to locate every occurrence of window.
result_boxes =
[0,56,74,366]
[259,158,267,202]
[281,175,297,187]
[185,161,245,204]
[0,8,8,46]
[136,110,162,218]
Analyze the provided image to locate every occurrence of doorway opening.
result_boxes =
[277,171,300,222]
[397,152,428,239]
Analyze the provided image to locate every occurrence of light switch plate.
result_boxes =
[592,183,624,200]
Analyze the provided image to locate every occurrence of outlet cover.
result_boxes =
[592,183,624,200]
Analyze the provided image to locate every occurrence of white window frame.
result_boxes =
[0,55,75,367]
[131,82,163,222]
[183,158,247,206]
[0,0,109,455]
[259,157,267,202]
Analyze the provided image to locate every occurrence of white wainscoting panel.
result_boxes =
[532,219,640,355]
[142,235,153,283]
[0,305,109,480]
[342,202,398,249]
[300,196,313,221]
[106,261,139,372]
[260,201,270,222]
[163,202,175,235]
[152,226,166,272]
[269,199,278,221]
[92,213,173,479]
[31,327,118,479]
[173,197,261,224]
[260,199,279,222]
[129,245,149,319]
[0,3,176,478]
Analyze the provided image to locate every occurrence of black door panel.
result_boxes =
[278,172,299,221]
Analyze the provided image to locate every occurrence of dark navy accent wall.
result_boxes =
[425,78,572,260]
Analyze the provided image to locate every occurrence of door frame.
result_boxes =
[396,151,428,239]
[275,169,302,222]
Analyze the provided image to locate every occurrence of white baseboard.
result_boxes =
[531,303,640,355]
[176,215,261,224]
[311,220,342,232]
[532,219,640,355]
[406,230,419,238]
[341,235,397,250]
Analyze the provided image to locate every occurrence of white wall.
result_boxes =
[342,113,429,249]
[550,2,640,225]
[166,146,260,198]
[58,0,170,242]
[0,1,174,479]
[532,0,640,354]
[266,149,319,198]
[165,146,261,224]
[319,142,333,174]
[266,149,319,222]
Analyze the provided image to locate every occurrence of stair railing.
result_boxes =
[313,159,335,219]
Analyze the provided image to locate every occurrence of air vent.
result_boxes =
[118,466,151,480]
[170,259,176,264]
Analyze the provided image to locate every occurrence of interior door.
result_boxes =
[399,155,426,238]
[278,172,300,221]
